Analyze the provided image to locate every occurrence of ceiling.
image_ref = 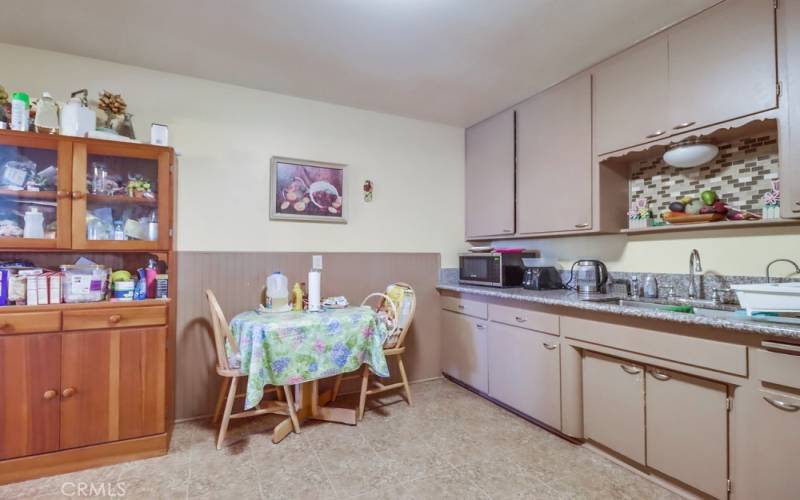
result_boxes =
[0,0,720,127]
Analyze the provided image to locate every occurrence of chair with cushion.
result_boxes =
[206,289,300,449]
[330,282,417,420]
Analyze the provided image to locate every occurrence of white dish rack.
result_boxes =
[730,282,800,315]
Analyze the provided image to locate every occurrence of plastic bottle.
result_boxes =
[643,274,659,299]
[145,258,158,299]
[266,272,289,311]
[113,220,125,241]
[292,282,304,311]
[23,207,44,239]
[10,92,29,131]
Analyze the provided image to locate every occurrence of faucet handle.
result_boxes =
[661,285,676,300]
[712,288,731,305]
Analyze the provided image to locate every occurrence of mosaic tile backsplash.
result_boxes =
[629,132,779,214]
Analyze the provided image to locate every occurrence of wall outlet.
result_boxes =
[313,255,323,270]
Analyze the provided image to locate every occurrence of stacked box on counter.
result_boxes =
[0,267,64,306]
[23,270,63,306]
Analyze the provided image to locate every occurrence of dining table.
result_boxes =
[229,305,390,443]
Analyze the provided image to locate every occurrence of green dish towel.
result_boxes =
[659,305,694,314]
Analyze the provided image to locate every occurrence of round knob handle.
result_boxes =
[43,389,58,400]
[61,387,77,398]
[56,190,70,199]
[0,323,9,330]
[71,191,86,200]
[108,314,122,324]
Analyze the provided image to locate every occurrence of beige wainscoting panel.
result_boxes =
[175,251,441,420]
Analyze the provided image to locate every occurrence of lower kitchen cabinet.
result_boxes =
[740,388,800,499]
[582,351,646,463]
[0,333,61,460]
[441,310,488,393]
[488,322,561,429]
[645,368,728,499]
[0,325,166,460]
[60,327,166,449]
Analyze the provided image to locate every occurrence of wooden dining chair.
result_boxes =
[330,282,417,420]
[206,290,300,449]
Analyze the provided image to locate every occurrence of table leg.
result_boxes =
[271,379,358,443]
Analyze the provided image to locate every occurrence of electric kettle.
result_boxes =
[570,259,609,294]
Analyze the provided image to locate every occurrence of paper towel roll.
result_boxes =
[308,270,321,312]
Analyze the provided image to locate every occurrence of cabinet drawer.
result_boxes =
[441,296,487,319]
[0,311,61,335]
[62,306,167,331]
[756,343,800,389]
[489,304,558,336]
[562,316,747,376]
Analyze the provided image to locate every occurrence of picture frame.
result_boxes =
[269,156,347,223]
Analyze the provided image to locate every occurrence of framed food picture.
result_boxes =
[269,156,347,223]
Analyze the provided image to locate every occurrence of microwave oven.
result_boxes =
[458,252,536,287]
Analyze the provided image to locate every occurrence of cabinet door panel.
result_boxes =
[0,134,72,249]
[119,327,167,439]
[517,75,592,234]
[779,0,800,218]
[441,311,488,393]
[668,0,776,132]
[465,109,515,239]
[488,323,561,429]
[60,330,114,449]
[646,368,728,499]
[72,142,172,251]
[582,351,645,463]
[0,333,60,459]
[740,389,800,500]
[593,35,669,154]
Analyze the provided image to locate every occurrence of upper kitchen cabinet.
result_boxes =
[465,109,516,239]
[668,0,777,134]
[72,141,172,251]
[517,74,592,234]
[594,35,670,155]
[778,0,800,218]
[0,132,73,249]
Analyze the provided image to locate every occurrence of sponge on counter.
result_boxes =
[659,305,694,314]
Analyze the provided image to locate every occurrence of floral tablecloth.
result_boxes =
[229,306,390,409]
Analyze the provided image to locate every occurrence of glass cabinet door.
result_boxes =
[0,132,71,249]
[72,142,171,250]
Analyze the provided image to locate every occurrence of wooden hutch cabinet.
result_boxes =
[0,129,175,485]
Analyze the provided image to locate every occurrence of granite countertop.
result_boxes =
[437,283,800,340]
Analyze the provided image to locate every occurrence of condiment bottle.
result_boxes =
[10,92,29,131]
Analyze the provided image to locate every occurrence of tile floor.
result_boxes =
[0,379,681,499]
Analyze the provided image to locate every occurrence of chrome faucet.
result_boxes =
[766,258,800,283]
[688,249,703,299]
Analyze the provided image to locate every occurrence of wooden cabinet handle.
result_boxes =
[71,191,86,200]
[672,121,696,130]
[0,323,9,330]
[61,387,77,398]
[108,314,122,324]
[43,389,58,400]
[56,190,71,199]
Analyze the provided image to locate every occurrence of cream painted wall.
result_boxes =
[499,225,800,277]
[0,43,468,266]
